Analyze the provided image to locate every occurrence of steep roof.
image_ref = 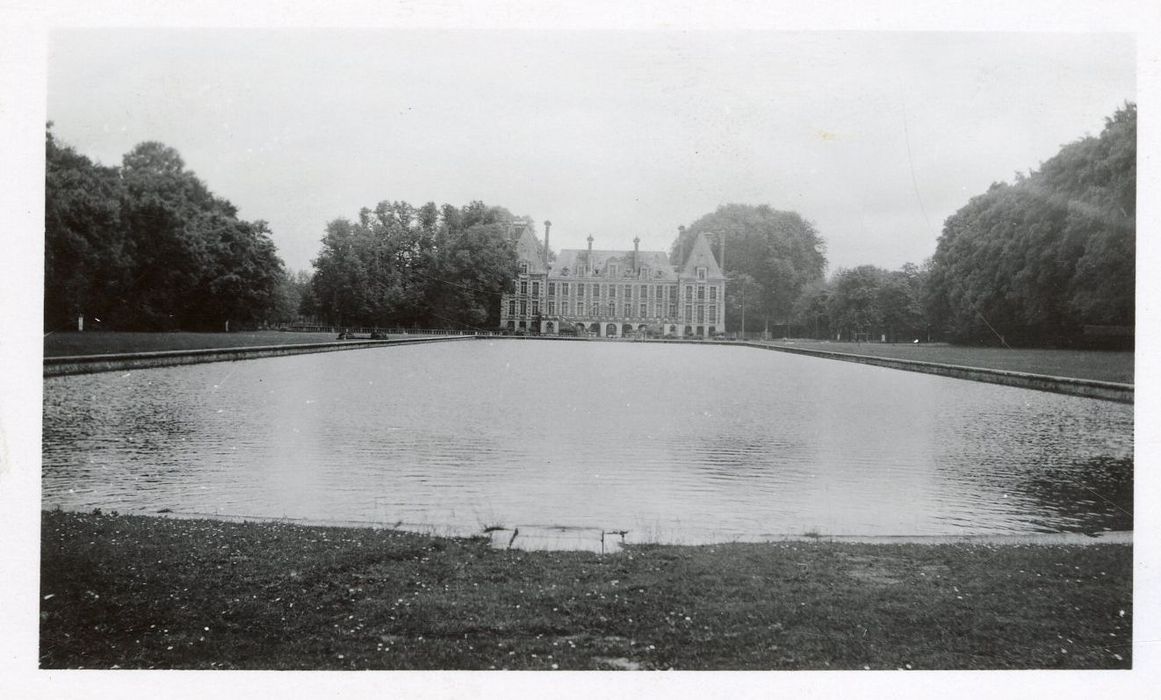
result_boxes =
[513,224,547,274]
[680,233,724,279]
[549,249,677,280]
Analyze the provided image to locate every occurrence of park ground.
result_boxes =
[40,510,1132,670]
[43,331,1133,383]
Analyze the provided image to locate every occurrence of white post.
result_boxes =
[77,315,83,332]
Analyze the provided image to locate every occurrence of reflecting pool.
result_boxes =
[43,340,1133,545]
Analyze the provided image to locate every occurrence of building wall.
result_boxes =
[500,266,726,337]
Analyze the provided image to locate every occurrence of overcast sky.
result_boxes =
[47,29,1134,274]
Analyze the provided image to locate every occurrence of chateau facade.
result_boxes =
[500,221,726,338]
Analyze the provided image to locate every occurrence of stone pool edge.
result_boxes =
[497,335,1134,403]
[736,341,1134,404]
[42,335,474,377]
[63,509,1131,550]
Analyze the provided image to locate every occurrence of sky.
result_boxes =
[46,29,1135,275]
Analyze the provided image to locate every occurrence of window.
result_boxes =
[685,285,693,302]
[624,302,632,317]
[697,306,704,323]
[697,266,706,281]
[519,262,529,274]
[547,283,555,296]
[520,300,527,315]
[608,263,618,277]
[709,305,717,323]
[609,285,616,298]
[560,301,569,315]
[640,303,647,317]
[669,303,677,317]
[578,284,585,298]
[609,301,616,316]
[624,284,632,299]
[548,300,556,315]
[508,300,515,316]
[591,284,599,298]
[684,307,693,322]
[709,286,717,302]
[532,282,540,296]
[520,281,528,295]
[532,300,539,315]
[697,286,705,301]
[562,283,569,297]
[577,302,585,315]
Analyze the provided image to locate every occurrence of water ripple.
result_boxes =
[43,342,1133,541]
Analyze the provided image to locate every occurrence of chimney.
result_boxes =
[719,232,725,272]
[543,220,552,270]
[677,226,686,267]
[633,236,640,274]
[586,234,594,275]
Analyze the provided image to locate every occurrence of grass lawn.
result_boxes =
[763,340,1134,384]
[43,331,352,357]
[40,510,1132,670]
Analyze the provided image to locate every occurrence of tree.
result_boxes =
[724,271,763,335]
[792,279,831,339]
[44,126,128,330]
[426,223,518,329]
[672,204,827,332]
[924,102,1135,345]
[45,129,288,331]
[828,266,885,340]
[307,199,520,329]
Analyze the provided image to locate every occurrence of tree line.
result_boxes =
[683,103,1134,347]
[45,127,291,331]
[923,102,1135,345]
[48,100,1132,346]
[302,201,522,330]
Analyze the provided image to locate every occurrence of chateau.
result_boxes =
[500,220,726,338]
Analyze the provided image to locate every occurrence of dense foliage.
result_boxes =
[45,128,287,331]
[924,103,1135,345]
[793,263,929,342]
[306,200,521,329]
[672,204,827,333]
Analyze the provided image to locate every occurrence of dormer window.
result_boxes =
[608,263,618,277]
[519,262,529,275]
[697,267,707,281]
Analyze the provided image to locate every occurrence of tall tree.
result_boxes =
[45,130,288,331]
[307,199,520,329]
[44,127,128,330]
[673,204,827,332]
[925,102,1135,345]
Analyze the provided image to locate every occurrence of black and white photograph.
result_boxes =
[2,1,1158,697]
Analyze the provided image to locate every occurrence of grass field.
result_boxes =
[763,340,1134,384]
[43,331,354,357]
[39,510,1132,670]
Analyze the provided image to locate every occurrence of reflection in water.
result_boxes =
[42,341,1133,543]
